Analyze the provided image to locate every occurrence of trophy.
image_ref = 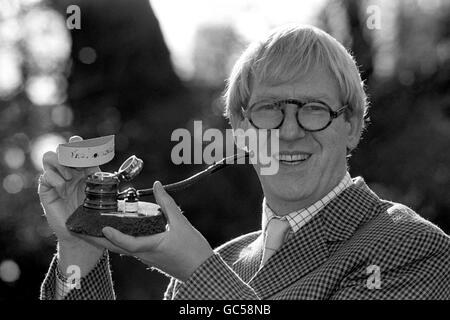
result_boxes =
[57,135,248,237]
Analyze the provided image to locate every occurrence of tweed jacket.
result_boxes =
[40,177,450,299]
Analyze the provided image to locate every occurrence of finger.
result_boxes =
[42,151,73,181]
[42,169,67,199]
[83,166,101,176]
[37,174,49,193]
[41,169,65,190]
[76,234,128,255]
[38,173,55,196]
[153,181,183,225]
[37,174,59,205]
[102,227,165,253]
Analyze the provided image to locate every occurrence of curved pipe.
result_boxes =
[117,152,250,200]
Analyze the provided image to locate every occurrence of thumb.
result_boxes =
[102,226,164,254]
[69,135,83,143]
[153,181,182,224]
[84,166,101,176]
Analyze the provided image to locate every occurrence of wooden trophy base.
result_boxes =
[66,201,167,237]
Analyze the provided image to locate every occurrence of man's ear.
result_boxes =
[346,112,363,152]
[230,112,250,151]
[229,112,246,131]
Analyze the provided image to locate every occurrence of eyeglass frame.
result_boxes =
[241,98,348,132]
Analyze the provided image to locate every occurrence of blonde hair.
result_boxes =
[223,24,368,132]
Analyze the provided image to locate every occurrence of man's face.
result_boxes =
[242,65,359,212]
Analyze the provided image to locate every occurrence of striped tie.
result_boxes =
[261,217,290,267]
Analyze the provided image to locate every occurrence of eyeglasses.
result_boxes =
[242,99,348,131]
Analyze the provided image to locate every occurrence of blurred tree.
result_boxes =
[318,0,374,82]
[51,0,184,127]
[0,0,72,300]
[318,0,450,231]
[1,0,448,301]
[192,24,246,87]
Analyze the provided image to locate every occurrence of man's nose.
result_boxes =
[279,105,306,140]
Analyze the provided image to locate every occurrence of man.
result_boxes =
[39,25,450,299]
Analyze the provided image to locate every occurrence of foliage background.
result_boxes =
[0,0,449,299]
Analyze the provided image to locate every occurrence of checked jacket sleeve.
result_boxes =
[40,250,115,300]
[164,253,260,300]
[331,228,450,299]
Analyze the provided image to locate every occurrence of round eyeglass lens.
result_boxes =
[250,103,284,129]
[298,103,331,130]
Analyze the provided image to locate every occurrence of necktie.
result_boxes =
[261,217,290,267]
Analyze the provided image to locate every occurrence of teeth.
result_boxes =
[275,153,311,162]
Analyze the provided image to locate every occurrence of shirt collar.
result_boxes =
[262,172,353,233]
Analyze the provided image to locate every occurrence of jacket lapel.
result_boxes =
[247,177,382,299]
[248,214,329,299]
[322,177,381,242]
[232,233,264,282]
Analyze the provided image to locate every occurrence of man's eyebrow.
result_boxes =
[256,93,334,102]
[253,94,282,100]
[294,94,334,102]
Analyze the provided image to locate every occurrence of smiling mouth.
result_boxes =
[274,152,312,165]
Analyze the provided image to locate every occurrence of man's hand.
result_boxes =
[38,136,103,255]
[81,181,214,282]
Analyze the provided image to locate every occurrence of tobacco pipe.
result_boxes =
[67,152,250,237]
[117,152,250,200]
